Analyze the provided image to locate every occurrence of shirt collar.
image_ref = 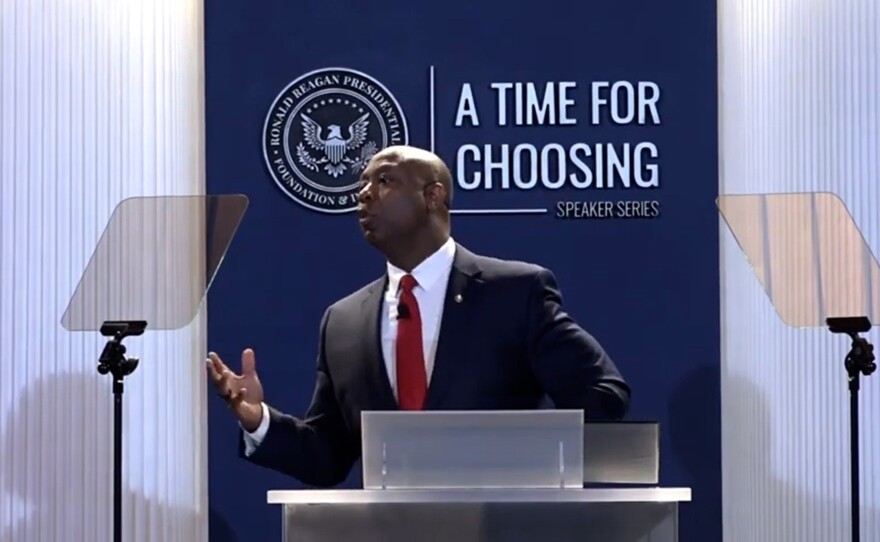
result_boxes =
[386,237,456,294]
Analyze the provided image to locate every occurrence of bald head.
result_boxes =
[370,145,453,207]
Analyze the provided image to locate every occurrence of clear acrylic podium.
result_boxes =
[268,410,691,542]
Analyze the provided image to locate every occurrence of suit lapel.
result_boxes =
[360,277,398,410]
[424,246,482,409]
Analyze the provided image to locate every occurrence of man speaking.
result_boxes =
[207,145,631,487]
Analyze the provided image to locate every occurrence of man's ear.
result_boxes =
[424,182,447,210]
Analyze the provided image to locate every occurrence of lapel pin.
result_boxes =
[454,294,463,303]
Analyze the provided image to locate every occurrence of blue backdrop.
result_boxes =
[204,1,720,540]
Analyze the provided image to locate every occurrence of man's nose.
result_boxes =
[358,182,373,202]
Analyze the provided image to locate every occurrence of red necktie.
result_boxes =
[396,274,427,410]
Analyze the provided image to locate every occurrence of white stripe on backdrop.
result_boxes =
[0,0,208,540]
[720,0,880,540]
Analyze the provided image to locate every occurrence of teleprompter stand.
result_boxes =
[60,195,249,542]
[97,320,146,542]
[718,192,880,542]
[827,316,876,542]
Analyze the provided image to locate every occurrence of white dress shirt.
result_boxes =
[241,237,457,455]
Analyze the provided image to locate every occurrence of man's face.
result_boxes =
[357,153,429,246]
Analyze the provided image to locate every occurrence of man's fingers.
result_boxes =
[241,348,256,377]
[209,351,245,384]
[207,350,252,408]
[206,363,228,391]
[206,359,224,383]
[209,352,228,375]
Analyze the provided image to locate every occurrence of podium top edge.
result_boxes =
[266,487,692,505]
[360,409,583,415]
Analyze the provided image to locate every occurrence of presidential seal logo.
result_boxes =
[262,67,409,213]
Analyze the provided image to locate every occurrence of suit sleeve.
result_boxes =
[525,268,631,420]
[240,307,358,487]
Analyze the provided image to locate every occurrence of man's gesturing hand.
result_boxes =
[206,348,264,432]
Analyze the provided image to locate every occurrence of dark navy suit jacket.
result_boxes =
[243,244,630,486]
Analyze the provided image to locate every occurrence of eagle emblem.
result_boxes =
[295,112,378,178]
[263,67,408,213]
